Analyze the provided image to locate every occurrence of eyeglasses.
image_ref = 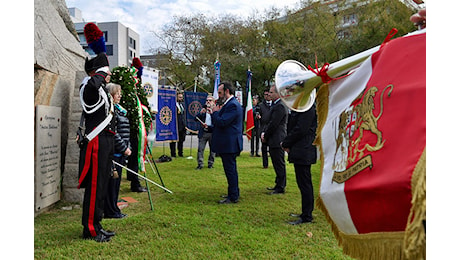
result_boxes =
[206,100,213,102]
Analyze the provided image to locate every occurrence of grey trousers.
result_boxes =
[197,132,215,167]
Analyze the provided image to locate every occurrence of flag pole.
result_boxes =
[112,160,173,194]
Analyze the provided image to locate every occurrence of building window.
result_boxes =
[129,37,136,49]
[106,45,113,56]
[103,31,108,42]
[84,46,95,56]
[78,33,86,44]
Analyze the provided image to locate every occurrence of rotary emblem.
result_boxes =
[143,83,154,97]
[188,101,202,117]
[159,106,172,126]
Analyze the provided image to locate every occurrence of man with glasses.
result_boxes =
[195,95,216,170]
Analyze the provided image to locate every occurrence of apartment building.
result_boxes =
[68,7,140,69]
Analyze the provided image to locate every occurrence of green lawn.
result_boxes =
[34,148,353,259]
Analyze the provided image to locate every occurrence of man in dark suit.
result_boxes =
[170,91,186,157]
[282,104,318,225]
[211,82,243,204]
[258,89,272,168]
[251,96,261,157]
[261,85,288,194]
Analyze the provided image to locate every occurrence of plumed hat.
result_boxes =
[84,22,106,54]
[83,22,109,73]
[132,57,143,78]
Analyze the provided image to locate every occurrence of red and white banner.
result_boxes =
[316,29,426,259]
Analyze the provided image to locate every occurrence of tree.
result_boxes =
[149,0,418,96]
[344,0,416,57]
[151,14,209,90]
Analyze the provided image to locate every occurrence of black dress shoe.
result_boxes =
[100,229,116,237]
[208,165,213,168]
[218,198,238,204]
[83,233,111,242]
[195,166,203,170]
[132,186,148,192]
[268,190,285,195]
[266,186,276,190]
[288,218,312,225]
[289,213,301,217]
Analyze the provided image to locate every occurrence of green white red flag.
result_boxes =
[245,70,254,140]
[315,29,426,259]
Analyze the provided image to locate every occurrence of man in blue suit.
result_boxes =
[210,82,243,204]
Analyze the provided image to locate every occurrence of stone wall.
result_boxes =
[34,0,87,215]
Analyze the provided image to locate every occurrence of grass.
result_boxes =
[34,148,353,259]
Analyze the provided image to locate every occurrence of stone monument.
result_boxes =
[34,0,87,215]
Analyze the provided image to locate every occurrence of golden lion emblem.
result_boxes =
[332,84,393,183]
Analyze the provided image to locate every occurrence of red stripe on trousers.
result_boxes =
[88,136,99,237]
[77,136,100,237]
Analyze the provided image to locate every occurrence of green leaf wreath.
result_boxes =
[110,66,152,134]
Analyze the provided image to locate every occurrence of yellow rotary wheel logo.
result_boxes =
[143,83,154,97]
[188,101,202,117]
[159,106,172,125]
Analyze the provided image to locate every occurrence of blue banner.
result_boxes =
[155,88,177,142]
[184,91,208,133]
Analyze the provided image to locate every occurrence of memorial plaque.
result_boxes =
[35,105,61,211]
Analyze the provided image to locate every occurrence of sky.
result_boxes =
[65,0,302,55]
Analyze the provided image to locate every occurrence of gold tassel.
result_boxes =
[314,83,329,197]
[403,148,426,260]
[313,84,329,147]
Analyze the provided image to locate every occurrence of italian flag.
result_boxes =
[136,95,150,172]
[315,29,426,259]
[245,70,254,140]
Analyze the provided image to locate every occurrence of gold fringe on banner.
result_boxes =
[403,148,426,260]
[314,84,426,260]
[340,231,406,260]
[318,195,408,260]
[313,84,329,148]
